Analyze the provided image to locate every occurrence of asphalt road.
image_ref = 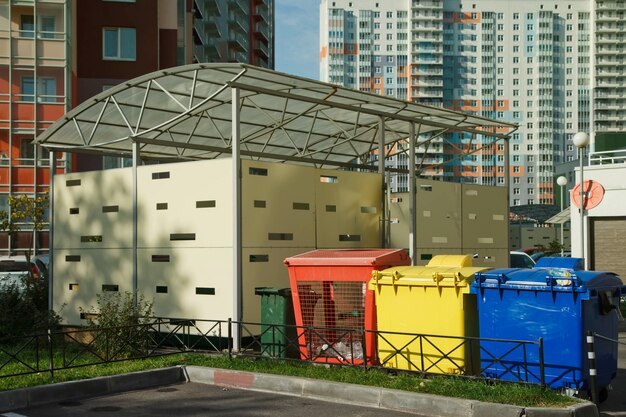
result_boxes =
[4,382,424,417]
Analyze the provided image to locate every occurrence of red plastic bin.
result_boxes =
[283,249,411,365]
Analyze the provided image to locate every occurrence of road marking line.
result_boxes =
[1,413,29,417]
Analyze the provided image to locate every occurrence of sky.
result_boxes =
[275,0,320,81]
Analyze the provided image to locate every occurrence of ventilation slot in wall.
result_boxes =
[360,206,377,214]
[65,255,81,262]
[170,233,196,241]
[102,205,119,213]
[151,255,170,262]
[66,179,81,187]
[152,171,170,180]
[81,235,102,243]
[339,234,360,242]
[391,197,403,203]
[156,203,168,210]
[268,233,293,241]
[420,185,433,192]
[249,254,269,262]
[69,283,79,291]
[80,312,98,320]
[102,284,119,292]
[249,167,268,176]
[69,208,79,215]
[196,287,215,295]
[420,254,433,261]
[254,200,266,208]
[292,202,310,210]
[320,175,338,183]
[156,286,168,294]
[325,205,336,212]
[196,200,216,208]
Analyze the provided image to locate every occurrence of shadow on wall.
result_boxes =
[52,164,193,328]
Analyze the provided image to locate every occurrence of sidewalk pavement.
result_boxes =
[0,365,599,417]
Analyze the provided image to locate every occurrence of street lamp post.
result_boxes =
[556,176,568,256]
[573,132,589,265]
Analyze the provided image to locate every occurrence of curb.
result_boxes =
[0,366,187,412]
[0,365,599,417]
[185,366,598,417]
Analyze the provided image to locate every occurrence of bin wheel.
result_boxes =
[599,387,609,404]
[577,387,609,403]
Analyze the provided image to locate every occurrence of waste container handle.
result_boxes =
[545,271,579,291]
[475,272,508,287]
[371,270,403,288]
[431,272,464,286]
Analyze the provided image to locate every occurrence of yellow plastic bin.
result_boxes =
[369,255,490,375]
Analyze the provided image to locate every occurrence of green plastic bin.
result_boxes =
[255,287,298,358]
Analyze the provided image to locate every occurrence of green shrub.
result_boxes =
[0,274,61,338]
[79,291,154,360]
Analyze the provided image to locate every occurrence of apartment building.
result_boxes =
[320,0,626,205]
[192,0,274,68]
[0,0,69,253]
[0,0,275,255]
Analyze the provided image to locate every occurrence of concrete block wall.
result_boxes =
[53,158,382,325]
[388,179,508,267]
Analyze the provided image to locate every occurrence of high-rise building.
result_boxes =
[320,0,625,205]
[192,0,274,68]
[0,0,70,253]
[0,0,275,255]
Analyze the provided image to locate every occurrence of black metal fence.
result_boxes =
[0,318,545,386]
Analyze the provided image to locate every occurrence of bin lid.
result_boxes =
[535,257,584,270]
[283,249,411,267]
[254,287,292,296]
[370,255,491,288]
[473,267,622,292]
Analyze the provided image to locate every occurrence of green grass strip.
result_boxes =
[0,353,579,408]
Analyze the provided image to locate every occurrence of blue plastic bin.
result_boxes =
[471,258,622,393]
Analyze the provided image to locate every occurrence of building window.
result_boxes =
[103,27,136,60]
[20,77,56,102]
[20,138,35,161]
[21,77,34,102]
[40,16,55,39]
[20,15,34,38]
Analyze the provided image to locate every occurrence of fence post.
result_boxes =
[48,328,54,382]
[362,329,367,370]
[586,331,599,404]
[227,318,232,359]
[538,337,545,388]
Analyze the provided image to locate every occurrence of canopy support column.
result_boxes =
[232,87,242,351]
[48,151,55,314]
[379,116,386,248]
[409,123,417,266]
[132,141,139,307]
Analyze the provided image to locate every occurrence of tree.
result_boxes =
[546,239,564,256]
[0,193,49,259]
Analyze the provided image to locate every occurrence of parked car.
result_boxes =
[510,251,536,268]
[0,254,49,289]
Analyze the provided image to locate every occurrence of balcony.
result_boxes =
[193,0,204,19]
[229,15,248,34]
[229,32,249,52]
[206,0,222,17]
[254,40,269,58]
[255,6,270,23]
[229,0,248,16]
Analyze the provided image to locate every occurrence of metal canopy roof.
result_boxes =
[36,63,517,167]
[545,207,571,225]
